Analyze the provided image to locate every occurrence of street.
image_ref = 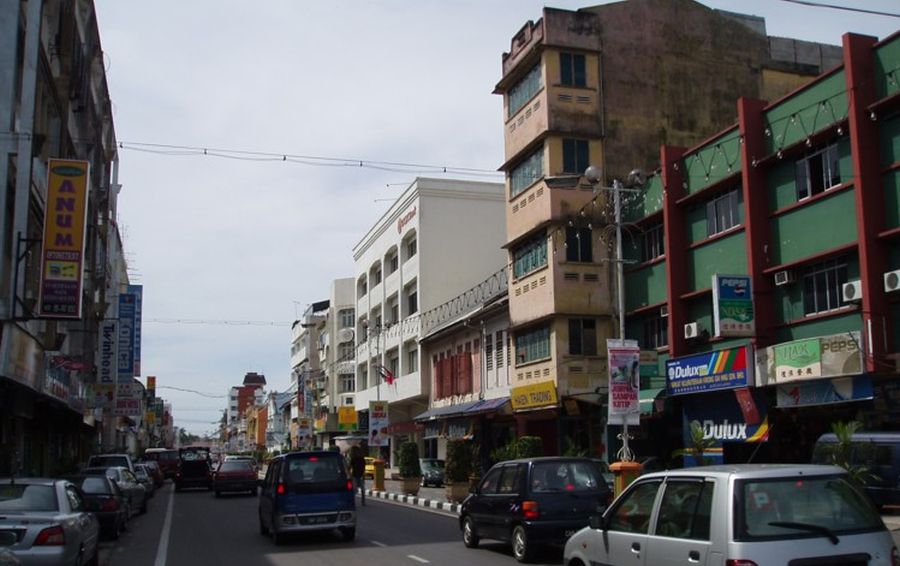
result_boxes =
[100,482,565,566]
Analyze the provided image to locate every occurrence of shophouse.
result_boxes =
[493,1,844,459]
[353,177,505,467]
[625,30,900,464]
[289,301,327,448]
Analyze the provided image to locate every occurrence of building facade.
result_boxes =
[624,30,900,464]
[352,177,506,466]
[492,0,846,460]
[289,301,327,448]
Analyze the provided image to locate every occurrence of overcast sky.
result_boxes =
[92,0,899,435]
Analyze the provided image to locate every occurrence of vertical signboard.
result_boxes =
[712,274,754,337]
[117,293,136,383]
[146,375,156,401]
[607,339,640,425]
[93,321,117,408]
[369,401,389,446]
[129,285,143,376]
[39,159,90,319]
[338,406,358,431]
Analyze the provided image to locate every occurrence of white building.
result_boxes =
[313,279,356,447]
[352,177,506,464]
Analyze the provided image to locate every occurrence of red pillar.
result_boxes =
[843,32,890,373]
[737,98,777,348]
[661,145,688,358]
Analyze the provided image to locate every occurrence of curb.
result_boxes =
[366,488,461,515]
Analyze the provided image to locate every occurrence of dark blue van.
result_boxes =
[258,451,356,544]
[812,431,900,510]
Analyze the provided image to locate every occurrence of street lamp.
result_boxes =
[584,165,645,462]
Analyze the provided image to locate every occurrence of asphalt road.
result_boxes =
[99,482,564,566]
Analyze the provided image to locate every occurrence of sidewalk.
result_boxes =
[363,478,462,516]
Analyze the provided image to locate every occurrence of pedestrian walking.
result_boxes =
[349,445,366,506]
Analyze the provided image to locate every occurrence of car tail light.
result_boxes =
[522,500,539,520]
[34,525,65,546]
[347,480,354,491]
[277,483,285,495]
[726,561,759,566]
[892,545,899,566]
[100,498,120,512]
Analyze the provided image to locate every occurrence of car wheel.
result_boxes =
[271,515,283,545]
[462,516,480,548]
[341,527,356,541]
[511,525,534,563]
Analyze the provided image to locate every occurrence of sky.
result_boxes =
[92,0,899,435]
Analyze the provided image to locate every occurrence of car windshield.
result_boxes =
[219,461,253,472]
[282,456,346,489]
[0,485,58,512]
[531,461,605,492]
[736,475,884,541]
[421,460,444,472]
[78,477,112,495]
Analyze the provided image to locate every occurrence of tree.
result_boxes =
[823,420,877,486]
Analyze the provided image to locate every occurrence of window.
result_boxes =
[565,226,593,262]
[608,480,661,534]
[796,142,841,200]
[496,333,504,368]
[560,52,586,87]
[371,265,382,285]
[513,233,548,279]
[508,63,542,118]
[655,481,713,540]
[706,188,740,236]
[339,309,354,328]
[407,288,418,315]
[406,346,419,374]
[388,301,399,324]
[357,278,367,297]
[643,316,668,349]
[803,259,848,315]
[387,253,399,274]
[343,396,354,405]
[569,318,597,356]
[642,223,664,262]
[510,146,544,198]
[340,374,355,393]
[339,342,355,361]
[515,326,551,365]
[486,338,494,371]
[562,138,590,174]
[406,238,417,260]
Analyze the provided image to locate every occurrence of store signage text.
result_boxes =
[397,206,417,233]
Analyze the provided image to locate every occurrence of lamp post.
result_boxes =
[584,166,644,463]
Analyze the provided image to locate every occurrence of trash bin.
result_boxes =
[373,458,385,491]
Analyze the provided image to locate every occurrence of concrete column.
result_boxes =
[660,145,687,357]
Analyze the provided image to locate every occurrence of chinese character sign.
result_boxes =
[607,339,640,425]
[712,274,755,337]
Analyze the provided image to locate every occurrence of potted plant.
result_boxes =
[444,439,473,503]
[397,441,421,496]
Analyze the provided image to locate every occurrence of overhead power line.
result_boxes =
[146,318,291,327]
[779,0,900,18]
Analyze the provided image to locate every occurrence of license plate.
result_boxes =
[305,516,329,524]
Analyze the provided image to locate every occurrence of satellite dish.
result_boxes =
[338,328,355,343]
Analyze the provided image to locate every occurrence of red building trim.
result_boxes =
[661,145,687,357]
[843,32,891,373]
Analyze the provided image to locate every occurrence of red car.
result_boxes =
[144,448,179,479]
[213,460,258,497]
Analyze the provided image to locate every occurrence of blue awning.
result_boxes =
[414,400,481,421]
[464,397,510,415]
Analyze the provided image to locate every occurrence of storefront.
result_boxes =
[510,380,560,456]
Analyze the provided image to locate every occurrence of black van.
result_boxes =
[812,431,900,509]
[258,451,356,545]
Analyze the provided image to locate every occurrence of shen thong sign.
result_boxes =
[712,274,754,337]
[666,345,752,396]
[39,159,90,319]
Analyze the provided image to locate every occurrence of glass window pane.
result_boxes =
[609,481,660,534]
[569,319,581,355]
[574,54,586,87]
[795,160,809,200]
[560,53,572,85]
[656,481,711,540]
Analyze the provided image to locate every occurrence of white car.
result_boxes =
[564,464,898,566]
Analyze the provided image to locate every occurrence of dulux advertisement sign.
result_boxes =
[666,345,752,396]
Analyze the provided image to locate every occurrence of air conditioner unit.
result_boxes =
[885,269,900,293]
[337,328,355,343]
[842,280,863,303]
[774,270,794,286]
[684,322,700,339]
[660,304,669,318]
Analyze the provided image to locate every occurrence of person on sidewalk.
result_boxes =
[349,445,366,506]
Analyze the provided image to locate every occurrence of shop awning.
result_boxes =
[414,400,481,421]
[640,388,665,415]
[464,397,510,415]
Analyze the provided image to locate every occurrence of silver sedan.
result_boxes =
[0,477,100,566]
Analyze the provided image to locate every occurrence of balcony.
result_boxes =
[509,257,614,328]
[506,177,606,247]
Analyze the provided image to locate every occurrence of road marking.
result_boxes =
[153,486,175,566]
[371,540,387,547]
[407,555,429,563]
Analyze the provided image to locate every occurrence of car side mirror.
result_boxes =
[589,514,606,530]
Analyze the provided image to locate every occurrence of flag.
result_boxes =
[375,364,395,385]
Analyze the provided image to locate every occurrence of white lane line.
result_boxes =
[370,540,387,547]
[407,555,430,563]
[153,486,175,566]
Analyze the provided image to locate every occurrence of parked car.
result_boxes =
[420,458,445,487]
[134,464,156,498]
[140,460,165,488]
[86,453,135,473]
[213,460,259,496]
[83,465,147,516]
[812,431,900,510]
[460,457,612,562]
[258,450,356,544]
[0,477,100,565]
[564,464,898,566]
[143,448,179,479]
[175,447,213,491]
[65,474,129,540]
